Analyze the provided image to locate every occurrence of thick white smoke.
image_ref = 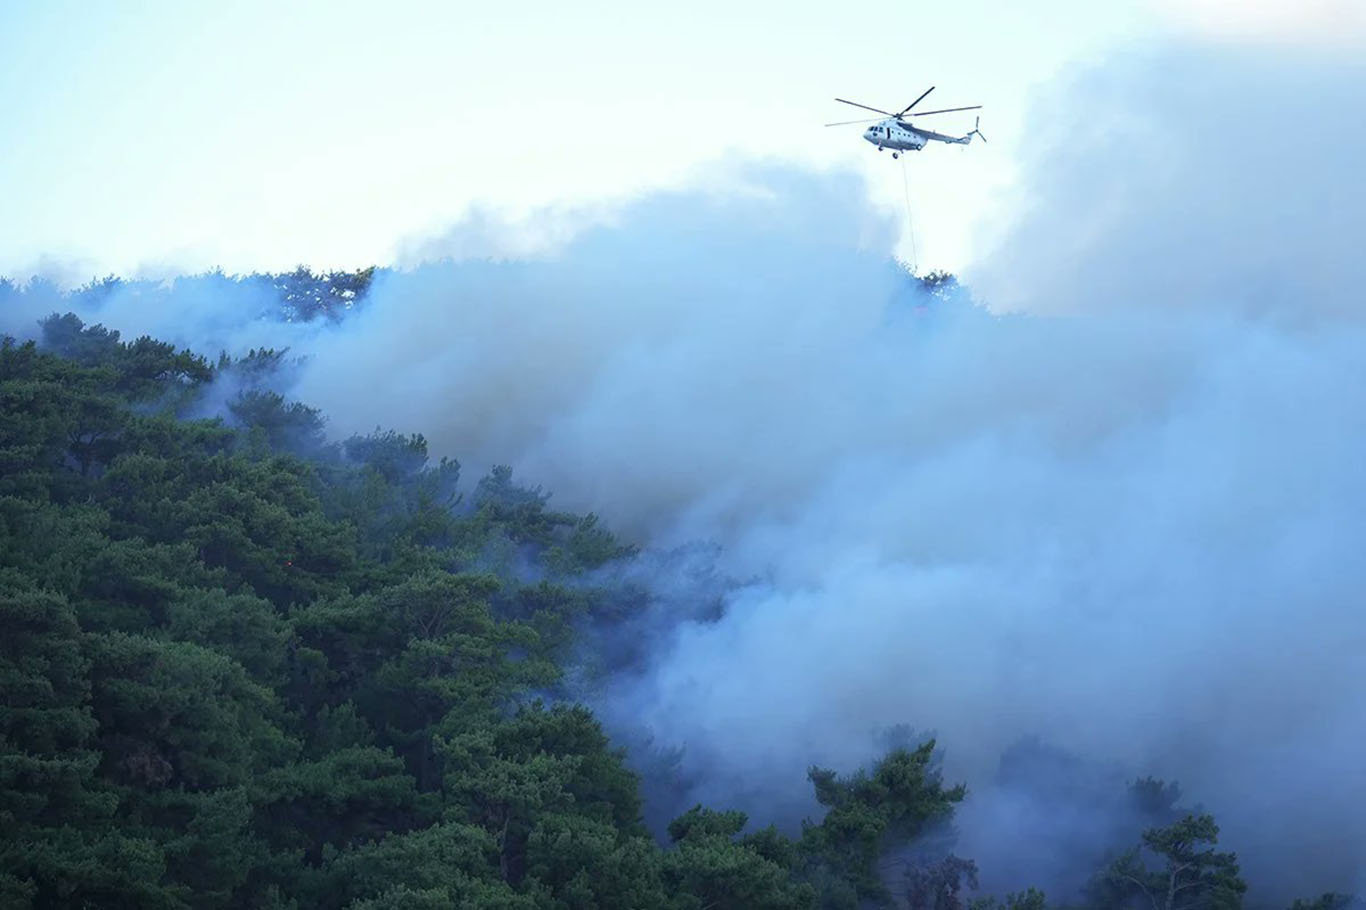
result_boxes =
[286,46,1366,898]
[967,43,1366,321]
[0,270,313,357]
[6,39,1362,902]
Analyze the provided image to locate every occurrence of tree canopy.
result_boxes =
[0,301,1354,909]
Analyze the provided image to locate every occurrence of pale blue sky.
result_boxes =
[0,0,1262,280]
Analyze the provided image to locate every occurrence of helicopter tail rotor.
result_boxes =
[967,116,987,144]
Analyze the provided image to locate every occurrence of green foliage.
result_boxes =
[0,311,1311,909]
[311,821,510,908]
[799,741,967,907]
[1287,895,1359,910]
[669,805,749,843]
[40,313,212,402]
[1091,813,1247,910]
[903,854,978,910]
[664,826,815,910]
[86,632,292,791]
[228,390,328,453]
[967,888,1047,910]
[0,575,105,829]
[257,746,423,863]
[259,265,378,322]
[437,705,619,884]
[525,814,670,909]
[39,312,122,366]
[163,587,291,684]
[344,429,433,484]
[468,464,636,577]
[0,325,668,906]
[660,806,814,910]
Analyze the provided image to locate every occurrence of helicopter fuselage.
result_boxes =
[830,90,983,153]
[864,119,927,152]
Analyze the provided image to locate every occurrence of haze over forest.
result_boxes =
[2,8,1365,910]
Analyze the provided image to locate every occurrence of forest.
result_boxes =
[0,270,1358,909]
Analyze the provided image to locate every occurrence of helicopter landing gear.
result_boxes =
[892,152,900,159]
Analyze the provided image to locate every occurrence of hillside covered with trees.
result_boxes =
[0,272,1357,910]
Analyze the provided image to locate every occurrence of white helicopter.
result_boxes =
[827,87,985,158]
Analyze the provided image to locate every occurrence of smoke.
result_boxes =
[288,47,1366,899]
[0,271,307,356]
[967,42,1366,322]
[6,39,1364,903]
[1153,0,1366,48]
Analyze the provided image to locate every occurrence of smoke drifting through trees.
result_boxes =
[295,47,1365,900]
[3,41,1362,905]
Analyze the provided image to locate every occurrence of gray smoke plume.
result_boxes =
[5,38,1363,904]
[286,46,1366,901]
[0,270,314,356]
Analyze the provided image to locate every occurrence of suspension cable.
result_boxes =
[900,157,919,275]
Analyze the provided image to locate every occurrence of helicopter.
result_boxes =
[826,87,985,158]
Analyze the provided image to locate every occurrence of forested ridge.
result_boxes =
[0,273,1357,910]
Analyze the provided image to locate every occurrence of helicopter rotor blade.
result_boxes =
[908,105,983,117]
[834,98,896,117]
[897,86,935,116]
[824,117,883,127]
